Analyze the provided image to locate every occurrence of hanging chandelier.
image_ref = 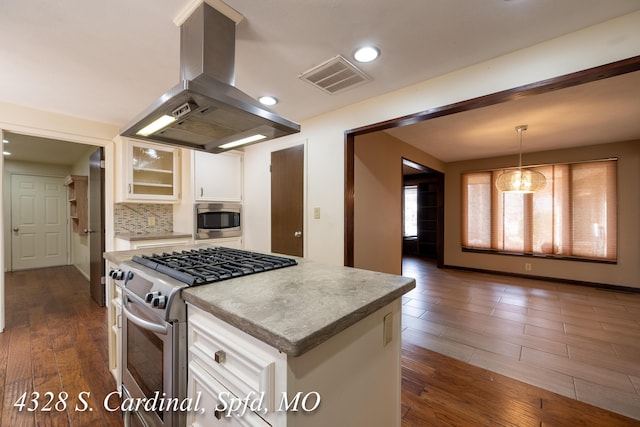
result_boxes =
[495,125,546,193]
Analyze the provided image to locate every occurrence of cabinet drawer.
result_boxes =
[188,361,270,427]
[188,307,276,412]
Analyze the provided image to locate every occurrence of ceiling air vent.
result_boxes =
[299,55,371,94]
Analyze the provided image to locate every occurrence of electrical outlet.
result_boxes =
[148,216,156,227]
[525,263,532,271]
[314,207,321,219]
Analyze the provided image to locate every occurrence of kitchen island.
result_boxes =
[104,244,415,427]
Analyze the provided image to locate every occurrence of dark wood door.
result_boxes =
[89,148,105,306]
[271,145,304,256]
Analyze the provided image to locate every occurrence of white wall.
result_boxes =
[242,11,640,267]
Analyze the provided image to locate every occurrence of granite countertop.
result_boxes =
[104,244,416,357]
[114,232,192,241]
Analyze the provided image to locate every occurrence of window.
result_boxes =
[404,185,417,237]
[462,160,617,262]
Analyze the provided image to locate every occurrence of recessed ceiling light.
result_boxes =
[3,151,11,156]
[354,46,380,63]
[3,139,8,144]
[259,96,278,106]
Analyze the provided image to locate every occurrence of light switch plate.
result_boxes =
[314,207,321,219]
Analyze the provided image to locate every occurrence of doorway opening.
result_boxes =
[3,131,105,306]
[402,158,444,268]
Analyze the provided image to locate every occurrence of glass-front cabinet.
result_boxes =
[116,138,180,202]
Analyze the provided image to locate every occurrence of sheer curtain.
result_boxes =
[462,160,616,261]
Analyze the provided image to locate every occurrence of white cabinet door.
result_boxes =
[194,151,242,202]
[116,138,180,203]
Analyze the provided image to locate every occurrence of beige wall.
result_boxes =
[445,140,640,288]
[353,132,444,274]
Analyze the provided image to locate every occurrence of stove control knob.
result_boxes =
[126,271,134,281]
[109,269,124,280]
[151,295,167,309]
[145,291,160,303]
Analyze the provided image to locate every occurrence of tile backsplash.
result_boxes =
[114,203,173,234]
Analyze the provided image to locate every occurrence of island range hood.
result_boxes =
[121,2,300,153]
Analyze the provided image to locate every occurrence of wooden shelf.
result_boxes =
[65,175,88,235]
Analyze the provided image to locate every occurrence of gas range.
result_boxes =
[110,247,298,321]
[132,246,298,286]
[109,247,298,427]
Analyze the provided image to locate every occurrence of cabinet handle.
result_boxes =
[200,187,203,197]
[128,183,132,194]
[214,350,226,364]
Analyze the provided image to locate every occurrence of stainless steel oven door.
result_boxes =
[121,288,186,427]
[194,202,242,240]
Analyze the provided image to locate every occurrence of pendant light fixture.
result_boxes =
[495,125,546,193]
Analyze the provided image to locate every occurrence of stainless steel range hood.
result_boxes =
[121,3,300,153]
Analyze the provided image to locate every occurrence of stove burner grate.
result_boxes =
[132,247,297,286]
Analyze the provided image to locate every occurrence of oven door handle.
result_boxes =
[122,303,169,335]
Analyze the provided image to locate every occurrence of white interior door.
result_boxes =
[11,174,68,270]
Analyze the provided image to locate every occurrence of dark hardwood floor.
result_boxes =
[2,264,638,427]
[401,342,639,426]
[400,256,640,427]
[1,266,122,427]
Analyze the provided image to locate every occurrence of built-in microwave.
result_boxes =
[194,202,241,240]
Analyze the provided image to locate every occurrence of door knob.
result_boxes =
[294,231,302,238]
[84,228,95,234]
[13,228,19,232]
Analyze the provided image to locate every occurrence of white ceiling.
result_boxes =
[1,0,640,163]
[3,132,96,166]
